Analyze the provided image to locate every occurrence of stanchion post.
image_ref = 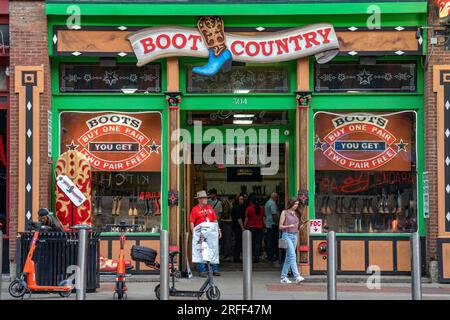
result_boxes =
[160,229,169,300]
[327,231,337,300]
[411,232,422,300]
[76,228,88,300]
[243,230,252,300]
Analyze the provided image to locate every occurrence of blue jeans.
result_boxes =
[197,263,218,273]
[280,232,300,279]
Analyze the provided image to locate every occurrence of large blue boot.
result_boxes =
[192,48,232,77]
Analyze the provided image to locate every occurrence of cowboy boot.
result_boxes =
[97,196,102,216]
[193,16,232,76]
[320,196,327,215]
[326,196,332,214]
[368,198,374,214]
[111,196,117,216]
[116,196,122,216]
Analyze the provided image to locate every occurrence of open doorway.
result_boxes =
[184,143,288,270]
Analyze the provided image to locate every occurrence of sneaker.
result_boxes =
[295,276,305,283]
[280,277,292,284]
[198,272,207,278]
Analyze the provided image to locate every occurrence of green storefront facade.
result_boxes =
[45,1,427,275]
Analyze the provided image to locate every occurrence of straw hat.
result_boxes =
[194,190,210,199]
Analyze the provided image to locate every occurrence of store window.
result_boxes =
[314,61,416,93]
[59,111,162,232]
[0,66,8,92]
[0,110,6,234]
[186,64,290,93]
[59,62,161,93]
[314,111,417,233]
[0,25,9,54]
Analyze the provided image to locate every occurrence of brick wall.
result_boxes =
[9,1,51,263]
[425,2,442,268]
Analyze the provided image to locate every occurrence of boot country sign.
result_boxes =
[127,17,340,76]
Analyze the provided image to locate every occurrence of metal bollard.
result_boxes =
[0,229,3,300]
[160,230,169,300]
[411,232,422,300]
[243,230,252,300]
[76,229,88,300]
[327,231,337,300]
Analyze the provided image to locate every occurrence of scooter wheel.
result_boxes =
[58,280,73,298]
[154,284,161,300]
[116,281,125,300]
[9,280,27,298]
[206,286,221,301]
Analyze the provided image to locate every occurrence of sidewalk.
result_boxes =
[1,271,449,300]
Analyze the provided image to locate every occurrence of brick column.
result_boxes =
[9,1,51,271]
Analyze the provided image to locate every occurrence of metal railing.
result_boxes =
[327,231,337,300]
[160,230,169,300]
[243,230,252,300]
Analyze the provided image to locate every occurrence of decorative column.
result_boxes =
[433,65,450,281]
[296,58,312,276]
[165,57,181,247]
[15,66,44,232]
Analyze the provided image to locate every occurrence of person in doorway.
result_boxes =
[231,194,246,262]
[279,198,305,284]
[265,193,280,262]
[220,198,233,261]
[189,190,222,277]
[208,188,223,220]
[37,208,65,232]
[244,197,265,263]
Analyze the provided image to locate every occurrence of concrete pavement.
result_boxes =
[1,271,450,300]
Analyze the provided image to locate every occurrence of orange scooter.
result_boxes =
[109,220,137,300]
[9,222,73,298]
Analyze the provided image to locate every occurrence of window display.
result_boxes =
[60,62,161,93]
[60,111,162,232]
[314,111,417,233]
[314,61,416,93]
[187,65,289,93]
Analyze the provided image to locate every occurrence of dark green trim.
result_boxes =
[46,2,427,16]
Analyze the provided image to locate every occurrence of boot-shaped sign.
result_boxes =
[55,144,92,228]
[127,16,339,76]
[193,16,232,76]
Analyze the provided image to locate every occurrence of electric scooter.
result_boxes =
[106,220,138,300]
[154,248,221,300]
[8,222,73,299]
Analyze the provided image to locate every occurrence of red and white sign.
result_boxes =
[314,113,411,171]
[309,219,323,234]
[127,24,340,66]
[61,112,162,172]
[56,174,87,207]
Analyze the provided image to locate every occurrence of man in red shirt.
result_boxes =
[190,190,222,277]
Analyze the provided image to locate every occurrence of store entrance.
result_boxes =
[183,143,289,271]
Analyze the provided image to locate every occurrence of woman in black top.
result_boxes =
[231,194,246,263]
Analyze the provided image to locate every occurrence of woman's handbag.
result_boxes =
[278,210,288,249]
[278,237,288,249]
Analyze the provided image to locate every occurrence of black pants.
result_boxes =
[232,225,242,262]
[248,227,263,263]
[266,225,279,261]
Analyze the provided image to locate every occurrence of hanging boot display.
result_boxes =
[192,16,232,76]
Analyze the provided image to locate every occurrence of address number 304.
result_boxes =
[232,98,248,105]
